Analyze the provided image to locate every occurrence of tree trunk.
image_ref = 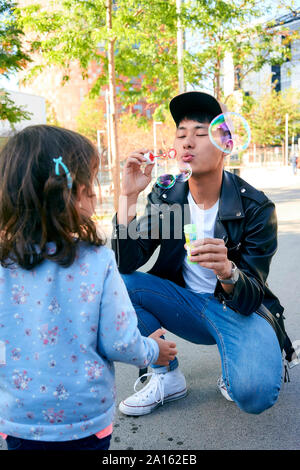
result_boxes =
[215,59,221,101]
[106,0,120,213]
[176,0,184,93]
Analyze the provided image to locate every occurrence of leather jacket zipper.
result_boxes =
[217,293,227,311]
[255,309,274,330]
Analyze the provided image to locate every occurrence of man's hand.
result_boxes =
[185,237,232,280]
[149,329,177,366]
[121,149,155,198]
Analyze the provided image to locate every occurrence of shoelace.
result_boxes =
[133,372,165,405]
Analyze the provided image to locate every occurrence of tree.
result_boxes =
[17,1,299,113]
[76,103,174,163]
[76,95,105,144]
[184,0,298,101]
[17,0,179,207]
[16,0,299,205]
[242,87,300,147]
[0,0,31,124]
[45,98,60,126]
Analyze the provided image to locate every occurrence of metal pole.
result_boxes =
[285,113,288,166]
[105,89,112,180]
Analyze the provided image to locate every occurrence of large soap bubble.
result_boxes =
[156,161,192,189]
[208,112,251,154]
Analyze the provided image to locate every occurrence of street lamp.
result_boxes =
[285,113,289,166]
[153,121,162,178]
[105,89,112,180]
[96,129,105,209]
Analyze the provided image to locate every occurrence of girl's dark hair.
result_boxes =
[176,111,214,127]
[0,124,105,270]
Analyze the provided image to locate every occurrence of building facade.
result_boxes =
[238,11,300,100]
[0,89,46,136]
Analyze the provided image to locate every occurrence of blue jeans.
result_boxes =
[6,433,111,450]
[122,272,283,415]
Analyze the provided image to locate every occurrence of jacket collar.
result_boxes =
[156,170,245,220]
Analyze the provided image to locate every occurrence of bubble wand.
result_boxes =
[143,148,177,164]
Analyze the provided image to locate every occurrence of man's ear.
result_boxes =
[225,138,234,153]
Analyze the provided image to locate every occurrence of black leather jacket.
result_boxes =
[112,170,289,352]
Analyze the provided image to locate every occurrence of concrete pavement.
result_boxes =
[1,165,299,451]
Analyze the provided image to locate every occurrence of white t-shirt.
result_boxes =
[182,192,219,294]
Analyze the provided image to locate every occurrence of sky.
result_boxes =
[0,1,296,93]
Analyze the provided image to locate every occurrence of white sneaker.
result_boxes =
[119,368,188,416]
[217,376,234,402]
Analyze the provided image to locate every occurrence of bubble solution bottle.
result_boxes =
[184,224,198,265]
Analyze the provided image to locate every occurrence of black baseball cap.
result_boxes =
[169,91,223,125]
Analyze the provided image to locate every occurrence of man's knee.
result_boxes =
[231,380,281,415]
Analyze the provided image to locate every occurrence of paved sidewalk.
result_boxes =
[240,164,300,190]
[1,165,299,451]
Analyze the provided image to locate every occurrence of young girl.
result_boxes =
[0,125,176,451]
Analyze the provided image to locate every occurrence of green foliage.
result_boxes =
[0,88,31,124]
[76,95,105,143]
[16,0,299,122]
[0,0,31,76]
[45,99,60,126]
[184,0,298,100]
[0,0,32,122]
[243,88,300,146]
[15,0,174,118]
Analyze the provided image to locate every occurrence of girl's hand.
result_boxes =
[121,149,155,198]
[149,328,177,366]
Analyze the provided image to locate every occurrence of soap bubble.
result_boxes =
[156,161,192,189]
[156,173,176,189]
[176,162,192,183]
[208,112,251,154]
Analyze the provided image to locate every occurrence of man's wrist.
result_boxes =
[120,191,140,200]
[217,262,239,285]
[217,261,233,280]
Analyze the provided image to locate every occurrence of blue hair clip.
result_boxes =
[53,156,73,189]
